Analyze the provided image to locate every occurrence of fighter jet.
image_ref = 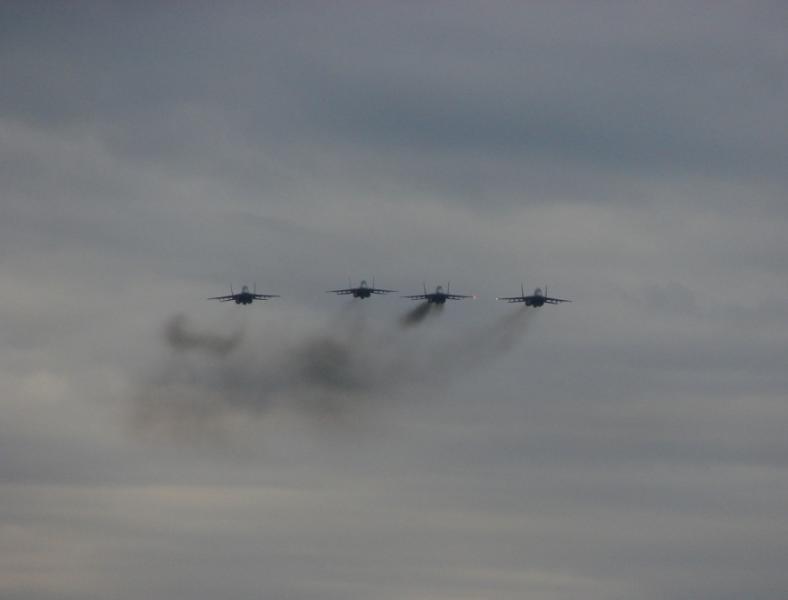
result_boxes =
[326,278,397,299]
[403,283,474,304]
[497,284,570,307]
[207,284,279,305]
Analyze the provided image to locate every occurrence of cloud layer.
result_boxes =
[2,2,788,599]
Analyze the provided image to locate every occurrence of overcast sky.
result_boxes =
[2,2,788,599]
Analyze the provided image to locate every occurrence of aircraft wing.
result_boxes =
[446,294,473,300]
[253,294,279,300]
[370,288,397,294]
[496,296,526,303]
[403,294,429,300]
[326,288,356,295]
[543,296,571,304]
[207,295,236,302]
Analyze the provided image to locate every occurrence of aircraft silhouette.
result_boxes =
[403,283,474,305]
[207,284,279,305]
[326,278,397,299]
[497,284,570,306]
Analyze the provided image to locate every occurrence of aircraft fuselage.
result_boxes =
[235,286,254,304]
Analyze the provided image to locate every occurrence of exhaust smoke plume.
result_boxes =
[400,302,443,327]
[133,305,533,438]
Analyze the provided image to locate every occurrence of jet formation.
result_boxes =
[210,279,570,307]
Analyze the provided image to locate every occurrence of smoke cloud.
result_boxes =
[133,305,533,439]
[163,313,243,356]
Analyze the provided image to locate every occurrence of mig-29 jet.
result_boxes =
[497,284,570,307]
[326,278,397,299]
[403,283,474,305]
[207,284,279,305]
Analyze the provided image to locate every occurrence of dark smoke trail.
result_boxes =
[403,307,533,386]
[400,302,442,327]
[133,306,536,440]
